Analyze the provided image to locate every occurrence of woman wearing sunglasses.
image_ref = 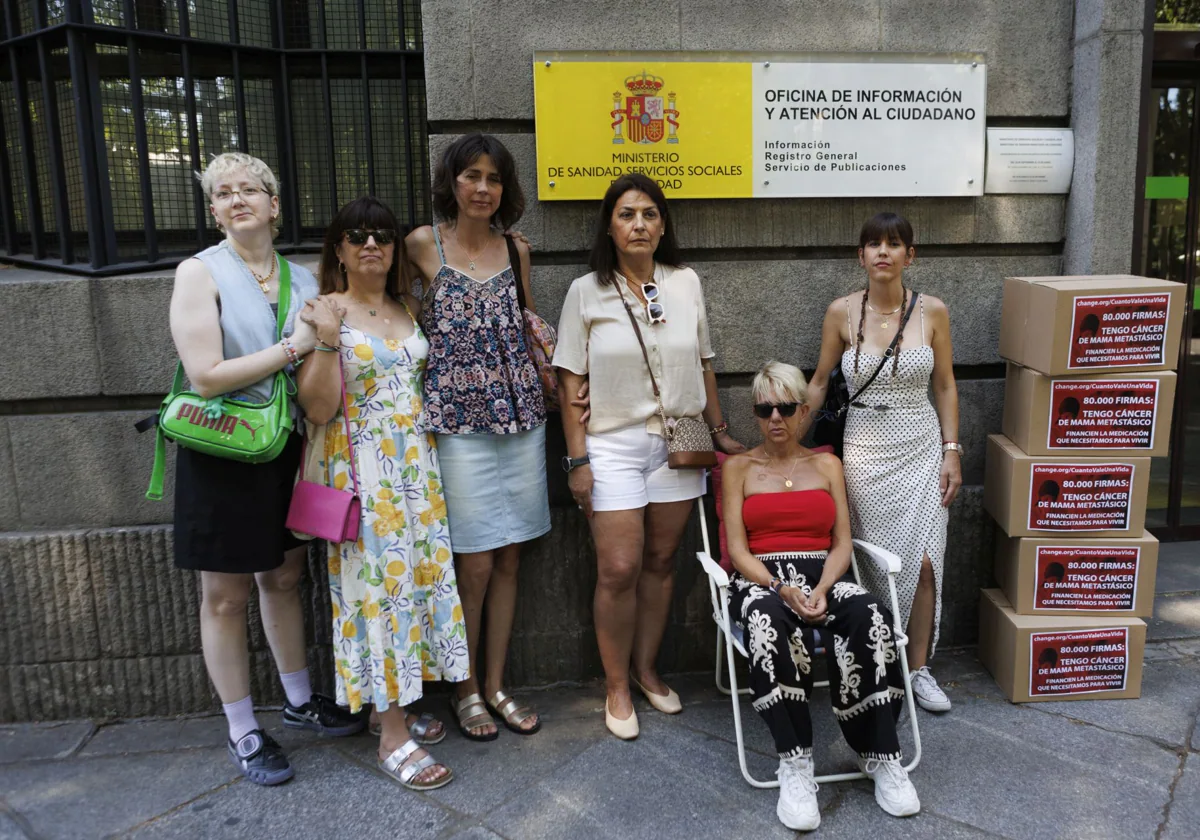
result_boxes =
[297,196,468,790]
[404,134,549,741]
[554,173,744,739]
[723,361,917,830]
[802,212,961,714]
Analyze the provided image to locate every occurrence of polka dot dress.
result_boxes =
[840,295,947,655]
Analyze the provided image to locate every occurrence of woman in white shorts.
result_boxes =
[554,173,744,741]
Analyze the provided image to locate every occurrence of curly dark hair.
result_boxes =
[588,173,683,287]
[431,134,524,229]
[317,196,408,298]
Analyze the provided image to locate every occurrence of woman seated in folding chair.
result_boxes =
[722,361,919,831]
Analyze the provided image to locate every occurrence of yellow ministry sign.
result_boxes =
[533,52,753,200]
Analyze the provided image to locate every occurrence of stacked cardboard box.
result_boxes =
[980,275,1185,702]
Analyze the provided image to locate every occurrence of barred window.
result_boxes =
[0,0,428,273]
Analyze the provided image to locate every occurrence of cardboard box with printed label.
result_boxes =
[983,434,1150,537]
[999,275,1184,375]
[1002,364,1177,457]
[994,531,1159,617]
[978,588,1145,702]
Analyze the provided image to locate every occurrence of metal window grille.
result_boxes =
[0,0,427,274]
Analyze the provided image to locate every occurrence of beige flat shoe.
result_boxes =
[631,675,682,714]
[605,699,639,740]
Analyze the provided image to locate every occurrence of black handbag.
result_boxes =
[811,291,919,458]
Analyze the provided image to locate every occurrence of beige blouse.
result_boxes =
[553,263,714,436]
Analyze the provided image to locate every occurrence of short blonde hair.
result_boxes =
[752,360,808,405]
[197,153,281,235]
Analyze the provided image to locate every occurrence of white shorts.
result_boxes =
[586,424,706,512]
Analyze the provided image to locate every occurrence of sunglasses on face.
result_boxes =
[753,402,799,419]
[343,228,397,246]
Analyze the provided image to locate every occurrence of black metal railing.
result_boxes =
[0,0,428,274]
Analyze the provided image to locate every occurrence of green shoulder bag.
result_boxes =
[141,257,296,501]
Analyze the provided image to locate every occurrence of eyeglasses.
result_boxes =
[642,281,666,324]
[753,402,799,419]
[343,228,397,246]
[212,186,269,203]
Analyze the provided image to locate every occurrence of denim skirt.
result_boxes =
[434,425,552,553]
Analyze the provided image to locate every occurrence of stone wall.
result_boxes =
[0,0,1148,721]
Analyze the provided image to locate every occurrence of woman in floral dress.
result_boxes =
[298,197,468,791]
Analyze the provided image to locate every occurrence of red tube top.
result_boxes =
[743,490,835,554]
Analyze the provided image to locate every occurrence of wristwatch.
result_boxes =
[769,577,784,595]
[942,441,964,456]
[562,454,591,473]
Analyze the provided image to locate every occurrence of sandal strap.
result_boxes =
[408,712,438,740]
[397,753,436,785]
[381,739,421,774]
[454,693,493,728]
[489,691,535,725]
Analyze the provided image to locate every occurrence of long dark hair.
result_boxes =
[431,133,524,230]
[588,173,683,286]
[318,196,408,298]
[854,212,915,377]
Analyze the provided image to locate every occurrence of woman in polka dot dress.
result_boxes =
[802,212,963,713]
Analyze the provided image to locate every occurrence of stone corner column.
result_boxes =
[1063,0,1151,275]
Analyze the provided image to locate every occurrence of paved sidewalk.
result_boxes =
[2,543,1197,840]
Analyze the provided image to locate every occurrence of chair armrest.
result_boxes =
[695,551,730,588]
[851,539,903,575]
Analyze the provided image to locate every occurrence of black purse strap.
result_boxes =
[845,290,919,406]
[505,234,526,312]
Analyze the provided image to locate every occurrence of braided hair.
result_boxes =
[853,287,908,377]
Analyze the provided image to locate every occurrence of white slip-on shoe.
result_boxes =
[911,666,952,712]
[857,756,920,817]
[777,754,820,831]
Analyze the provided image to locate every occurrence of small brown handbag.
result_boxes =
[616,282,717,470]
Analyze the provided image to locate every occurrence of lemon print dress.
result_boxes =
[307,313,469,713]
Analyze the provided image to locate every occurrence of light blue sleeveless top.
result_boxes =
[193,241,319,410]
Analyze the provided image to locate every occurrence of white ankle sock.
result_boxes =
[280,668,313,708]
[223,695,260,742]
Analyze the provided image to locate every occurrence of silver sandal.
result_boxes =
[378,738,453,791]
[368,711,447,745]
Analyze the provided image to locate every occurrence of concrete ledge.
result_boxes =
[91,272,175,396]
[7,412,175,529]
[0,274,101,401]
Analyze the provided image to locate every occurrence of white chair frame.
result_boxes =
[695,501,922,788]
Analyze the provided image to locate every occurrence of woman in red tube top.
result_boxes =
[722,361,918,831]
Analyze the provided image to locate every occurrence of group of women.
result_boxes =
[168,134,961,831]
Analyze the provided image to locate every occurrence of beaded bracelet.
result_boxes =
[280,338,300,366]
[709,421,728,436]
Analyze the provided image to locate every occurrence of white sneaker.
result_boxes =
[911,666,951,712]
[857,756,921,817]
[777,755,820,831]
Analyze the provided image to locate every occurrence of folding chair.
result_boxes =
[694,499,923,788]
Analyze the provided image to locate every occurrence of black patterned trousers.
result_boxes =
[727,552,905,761]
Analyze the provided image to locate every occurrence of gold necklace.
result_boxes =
[451,225,488,272]
[766,455,801,489]
[247,253,276,294]
[866,292,904,330]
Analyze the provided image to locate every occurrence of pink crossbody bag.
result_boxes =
[285,357,361,543]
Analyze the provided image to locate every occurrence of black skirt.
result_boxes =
[173,433,307,573]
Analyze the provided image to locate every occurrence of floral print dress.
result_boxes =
[306,312,469,713]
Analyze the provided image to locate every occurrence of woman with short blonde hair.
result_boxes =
[170,153,362,786]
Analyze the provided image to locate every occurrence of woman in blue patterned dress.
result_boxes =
[405,134,550,741]
[298,197,468,791]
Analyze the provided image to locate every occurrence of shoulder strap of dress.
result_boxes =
[432,223,447,264]
[919,293,927,345]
